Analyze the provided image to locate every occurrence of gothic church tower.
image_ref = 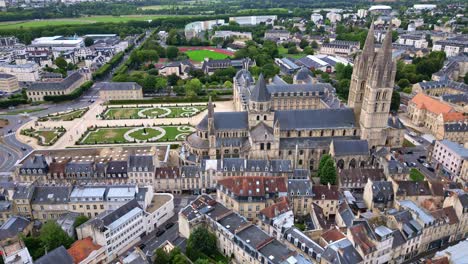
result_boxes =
[349,25,396,148]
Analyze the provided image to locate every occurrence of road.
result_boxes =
[0,31,152,173]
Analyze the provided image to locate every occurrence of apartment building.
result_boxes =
[0,73,19,93]
[27,71,88,101]
[397,34,429,49]
[257,197,293,239]
[311,184,340,219]
[319,40,360,56]
[97,82,143,101]
[264,30,290,41]
[287,179,314,216]
[432,140,468,178]
[0,62,40,82]
[216,176,288,220]
[433,36,468,57]
[363,180,394,211]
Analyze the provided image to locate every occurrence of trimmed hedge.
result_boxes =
[43,81,94,102]
[108,96,231,105]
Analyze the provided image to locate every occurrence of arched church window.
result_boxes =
[360,81,365,90]
[381,103,386,111]
[374,103,378,112]
[376,92,381,100]
[257,115,260,121]
[264,115,267,120]
[260,143,264,150]
[383,91,388,100]
[267,143,271,150]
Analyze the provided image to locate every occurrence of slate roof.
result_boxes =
[106,160,128,174]
[338,203,355,228]
[0,73,15,79]
[267,83,331,94]
[95,82,142,91]
[371,181,394,202]
[180,165,200,177]
[339,168,386,186]
[196,112,249,131]
[332,139,369,156]
[128,155,154,170]
[0,216,31,240]
[35,246,73,264]
[444,122,468,132]
[274,108,356,130]
[21,155,48,170]
[288,179,313,196]
[280,136,359,149]
[65,161,94,174]
[349,223,376,255]
[295,67,313,81]
[250,74,270,102]
[396,181,432,196]
[215,158,292,172]
[28,71,83,91]
[92,199,141,229]
[217,176,287,197]
[32,186,71,204]
[392,230,406,249]
[388,116,406,129]
[460,194,468,209]
[283,227,324,255]
[312,185,340,200]
[12,185,35,200]
[321,238,363,264]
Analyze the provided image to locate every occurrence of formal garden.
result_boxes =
[101,105,206,119]
[38,107,89,122]
[78,124,195,144]
[21,127,66,146]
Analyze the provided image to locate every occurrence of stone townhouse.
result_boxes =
[287,178,314,216]
[338,168,386,192]
[443,192,468,241]
[216,176,288,220]
[31,186,72,221]
[311,184,340,219]
[178,194,312,264]
[257,197,293,239]
[363,180,394,212]
[386,209,423,263]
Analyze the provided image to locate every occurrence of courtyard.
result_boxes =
[79,125,195,144]
[102,105,206,119]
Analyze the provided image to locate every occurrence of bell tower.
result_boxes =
[248,74,274,128]
[359,26,396,148]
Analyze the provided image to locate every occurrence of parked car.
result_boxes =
[138,243,146,249]
[409,132,418,137]
[427,167,435,172]
[156,229,165,237]
[21,147,27,151]
[406,151,413,154]
[410,162,417,167]
[419,155,427,159]
[423,163,431,168]
[417,158,425,164]
[165,222,175,229]
[418,139,424,143]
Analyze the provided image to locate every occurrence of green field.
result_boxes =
[80,125,194,144]
[185,50,229,62]
[39,108,88,122]
[0,108,46,115]
[0,15,178,29]
[278,46,305,59]
[102,105,206,119]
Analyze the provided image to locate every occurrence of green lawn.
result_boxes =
[278,46,305,59]
[0,108,46,115]
[103,105,206,119]
[403,139,416,148]
[185,50,229,62]
[80,125,194,144]
[410,168,425,181]
[0,15,180,29]
[39,108,88,122]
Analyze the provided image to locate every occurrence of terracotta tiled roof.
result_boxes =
[427,256,449,264]
[349,224,376,255]
[321,228,346,244]
[67,237,102,264]
[155,167,179,178]
[312,184,340,200]
[259,197,290,219]
[410,93,454,114]
[217,176,287,197]
[48,161,68,175]
[442,112,466,122]
[430,206,459,225]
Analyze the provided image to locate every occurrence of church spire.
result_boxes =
[250,73,270,102]
[208,96,214,118]
[362,21,375,56]
[376,24,393,65]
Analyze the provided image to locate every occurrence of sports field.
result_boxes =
[102,105,206,119]
[185,50,230,62]
[80,125,195,144]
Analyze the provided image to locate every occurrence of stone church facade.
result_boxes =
[182,25,405,172]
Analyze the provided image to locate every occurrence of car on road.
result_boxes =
[419,155,427,159]
[21,147,27,151]
[7,129,13,133]
[406,151,413,154]
[138,243,146,249]
[165,222,174,229]
[427,167,435,172]
[410,162,417,167]
[417,139,424,143]
[409,132,418,137]
[155,229,165,237]
[417,158,425,164]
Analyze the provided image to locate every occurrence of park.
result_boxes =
[79,125,195,144]
[102,105,206,119]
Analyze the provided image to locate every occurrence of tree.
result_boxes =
[167,74,181,86]
[318,155,337,185]
[185,78,202,96]
[84,37,94,47]
[194,259,211,264]
[310,41,319,49]
[223,80,233,88]
[390,91,400,112]
[186,227,217,260]
[39,221,74,252]
[155,77,167,92]
[287,45,298,54]
[154,248,170,264]
[299,39,309,49]
[73,215,89,229]
[166,46,179,60]
[397,79,410,88]
[22,236,43,260]
[54,57,67,69]
[303,46,314,55]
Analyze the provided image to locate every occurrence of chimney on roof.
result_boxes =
[328,182,331,190]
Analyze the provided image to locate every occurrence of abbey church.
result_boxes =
[182,25,405,171]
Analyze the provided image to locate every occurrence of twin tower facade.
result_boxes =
[348,24,397,148]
